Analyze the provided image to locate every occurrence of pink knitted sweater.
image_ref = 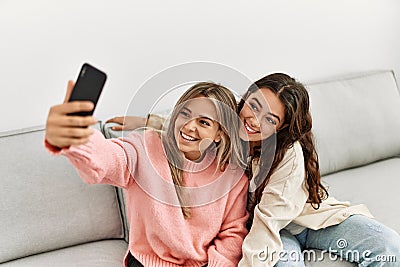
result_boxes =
[46,129,249,267]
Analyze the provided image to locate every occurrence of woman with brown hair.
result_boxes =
[236,73,400,267]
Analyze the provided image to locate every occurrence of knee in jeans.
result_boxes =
[364,236,400,261]
[377,238,400,255]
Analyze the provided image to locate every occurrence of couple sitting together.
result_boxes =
[45,72,400,266]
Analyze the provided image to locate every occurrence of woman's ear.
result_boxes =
[214,130,223,143]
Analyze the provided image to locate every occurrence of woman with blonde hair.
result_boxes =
[45,81,249,267]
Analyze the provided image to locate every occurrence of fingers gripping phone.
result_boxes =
[68,63,107,116]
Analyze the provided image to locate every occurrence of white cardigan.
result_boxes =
[239,141,372,267]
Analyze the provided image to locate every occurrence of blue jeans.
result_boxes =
[275,215,400,267]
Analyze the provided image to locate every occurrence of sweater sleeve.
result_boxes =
[45,129,140,189]
[238,142,309,267]
[207,174,249,267]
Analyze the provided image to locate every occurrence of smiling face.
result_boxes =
[239,88,286,142]
[174,96,222,161]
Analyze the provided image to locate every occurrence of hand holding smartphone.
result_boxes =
[68,63,107,116]
[45,63,107,148]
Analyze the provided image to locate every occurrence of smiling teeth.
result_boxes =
[181,132,196,141]
[245,122,257,133]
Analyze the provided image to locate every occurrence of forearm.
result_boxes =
[239,207,286,267]
[239,186,308,266]
[145,114,166,130]
[208,177,249,266]
[45,129,135,188]
[208,214,249,266]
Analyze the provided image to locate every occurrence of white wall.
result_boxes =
[1,0,399,132]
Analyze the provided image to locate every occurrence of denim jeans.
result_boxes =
[275,215,400,267]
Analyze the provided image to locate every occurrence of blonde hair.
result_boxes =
[162,82,245,218]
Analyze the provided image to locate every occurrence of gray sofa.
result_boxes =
[1,70,399,266]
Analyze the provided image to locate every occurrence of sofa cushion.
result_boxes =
[0,240,128,267]
[307,70,400,176]
[0,126,124,263]
[322,158,400,234]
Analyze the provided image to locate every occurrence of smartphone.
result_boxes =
[68,63,107,116]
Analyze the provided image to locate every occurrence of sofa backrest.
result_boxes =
[307,70,400,176]
[0,125,124,264]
